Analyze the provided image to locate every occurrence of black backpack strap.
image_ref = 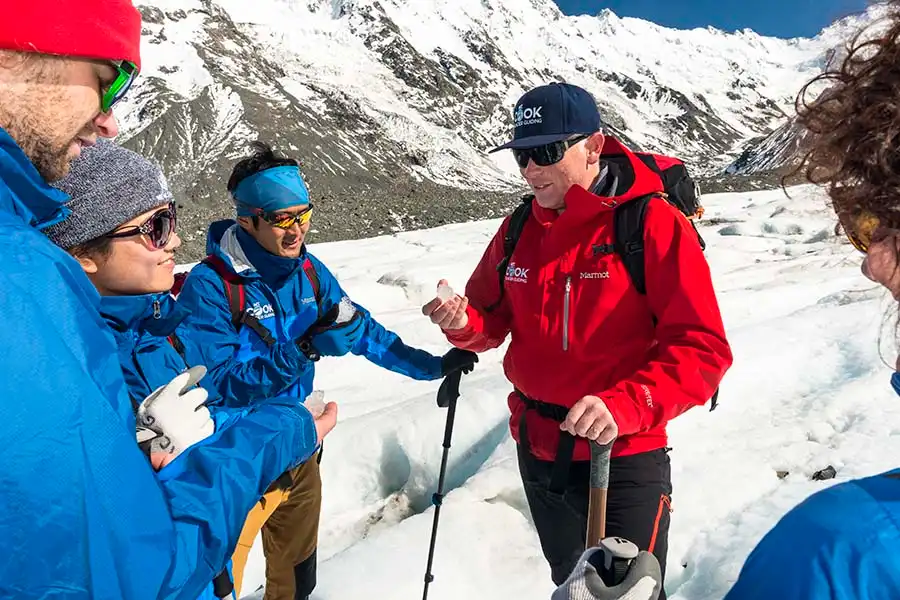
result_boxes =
[237,312,278,347]
[202,254,277,348]
[485,197,532,313]
[614,195,654,296]
[167,333,187,360]
[614,196,720,411]
[691,219,707,252]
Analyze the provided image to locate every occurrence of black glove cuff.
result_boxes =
[296,338,321,362]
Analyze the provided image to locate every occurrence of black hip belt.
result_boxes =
[516,389,570,422]
[516,389,576,496]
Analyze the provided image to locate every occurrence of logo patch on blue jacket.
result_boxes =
[247,302,275,320]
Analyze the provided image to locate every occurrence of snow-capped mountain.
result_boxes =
[724,8,892,178]
[118,0,877,256]
[725,118,809,176]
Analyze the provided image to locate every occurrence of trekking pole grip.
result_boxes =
[586,439,614,549]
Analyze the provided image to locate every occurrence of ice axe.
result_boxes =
[585,438,654,590]
[585,438,615,549]
[422,350,477,600]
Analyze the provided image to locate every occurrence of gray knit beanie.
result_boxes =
[45,138,175,250]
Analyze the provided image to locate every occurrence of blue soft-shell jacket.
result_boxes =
[0,128,318,599]
[176,220,443,407]
[99,292,248,600]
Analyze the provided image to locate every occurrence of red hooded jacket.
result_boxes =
[444,137,732,462]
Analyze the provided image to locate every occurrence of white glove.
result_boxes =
[551,538,662,600]
[136,366,215,458]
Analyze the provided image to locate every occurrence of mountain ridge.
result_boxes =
[115,0,877,258]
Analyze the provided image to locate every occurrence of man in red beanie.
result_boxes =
[0,1,144,180]
[0,3,339,599]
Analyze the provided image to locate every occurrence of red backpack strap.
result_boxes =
[201,254,246,327]
[170,271,188,299]
[201,254,277,347]
[302,257,322,313]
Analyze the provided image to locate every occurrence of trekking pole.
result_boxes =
[422,357,473,600]
[585,438,615,549]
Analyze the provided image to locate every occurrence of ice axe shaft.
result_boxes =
[586,439,614,549]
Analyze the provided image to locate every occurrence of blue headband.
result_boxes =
[232,165,310,216]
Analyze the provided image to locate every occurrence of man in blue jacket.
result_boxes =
[0,4,337,599]
[176,141,477,600]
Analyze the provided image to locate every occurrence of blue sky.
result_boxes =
[553,0,870,38]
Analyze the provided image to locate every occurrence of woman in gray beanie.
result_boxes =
[45,138,334,600]
[44,138,206,462]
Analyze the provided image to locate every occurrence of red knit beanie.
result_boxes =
[0,1,143,71]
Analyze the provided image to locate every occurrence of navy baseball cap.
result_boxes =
[489,82,602,153]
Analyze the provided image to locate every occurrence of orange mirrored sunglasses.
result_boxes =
[841,210,881,254]
[253,204,314,229]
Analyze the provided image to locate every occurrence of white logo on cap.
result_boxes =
[515,105,543,128]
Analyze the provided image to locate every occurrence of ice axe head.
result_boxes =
[587,537,639,587]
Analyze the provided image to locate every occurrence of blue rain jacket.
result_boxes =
[0,127,318,599]
[99,292,247,600]
[725,468,900,600]
[175,220,443,407]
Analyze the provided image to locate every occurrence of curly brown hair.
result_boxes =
[794,1,900,228]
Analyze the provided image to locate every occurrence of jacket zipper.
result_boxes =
[152,300,161,319]
[563,276,571,351]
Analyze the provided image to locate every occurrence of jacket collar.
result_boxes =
[100,293,189,337]
[532,136,664,226]
[0,127,71,230]
[209,221,255,275]
[207,219,305,288]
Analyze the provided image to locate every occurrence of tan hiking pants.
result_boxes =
[230,456,322,599]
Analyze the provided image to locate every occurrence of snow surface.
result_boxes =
[199,183,900,599]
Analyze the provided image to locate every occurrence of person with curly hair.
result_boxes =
[724,3,900,598]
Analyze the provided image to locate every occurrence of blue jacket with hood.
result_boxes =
[101,293,204,403]
[99,292,243,600]
[175,220,443,407]
[0,127,319,600]
[724,468,900,599]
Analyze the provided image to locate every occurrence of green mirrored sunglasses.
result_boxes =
[101,61,139,113]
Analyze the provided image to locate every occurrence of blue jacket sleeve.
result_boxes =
[154,402,318,598]
[724,474,900,600]
[176,264,313,406]
[309,255,443,381]
[0,234,318,600]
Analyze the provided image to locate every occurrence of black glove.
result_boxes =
[441,348,478,377]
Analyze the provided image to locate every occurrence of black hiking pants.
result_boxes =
[516,443,673,598]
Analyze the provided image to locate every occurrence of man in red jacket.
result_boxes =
[422,82,732,597]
